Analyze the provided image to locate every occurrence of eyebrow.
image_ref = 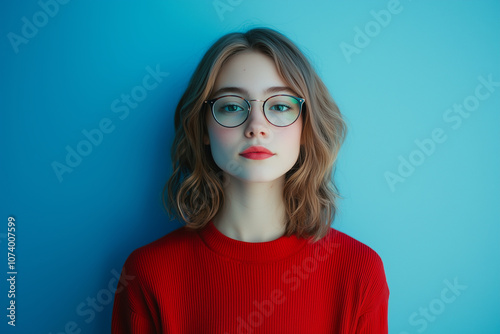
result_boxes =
[211,86,298,98]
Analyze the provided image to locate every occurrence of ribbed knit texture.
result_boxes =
[111,221,389,333]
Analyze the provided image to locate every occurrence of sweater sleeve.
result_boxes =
[355,249,390,334]
[355,295,389,333]
[111,249,158,334]
[112,307,157,334]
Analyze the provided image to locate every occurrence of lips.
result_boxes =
[239,146,275,160]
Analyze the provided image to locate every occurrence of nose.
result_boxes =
[244,101,270,138]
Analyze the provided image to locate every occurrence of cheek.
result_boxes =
[207,124,238,162]
[209,125,234,148]
[283,119,303,153]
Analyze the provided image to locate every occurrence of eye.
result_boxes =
[269,104,291,112]
[221,104,245,113]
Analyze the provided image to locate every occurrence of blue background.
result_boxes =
[1,0,499,333]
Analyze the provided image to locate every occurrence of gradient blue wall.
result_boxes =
[1,1,499,333]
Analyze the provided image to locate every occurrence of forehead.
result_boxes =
[213,50,289,96]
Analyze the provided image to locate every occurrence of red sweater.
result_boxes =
[111,221,389,333]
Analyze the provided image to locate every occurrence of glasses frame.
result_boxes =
[204,94,305,128]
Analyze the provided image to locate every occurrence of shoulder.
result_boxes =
[328,228,385,269]
[312,228,388,289]
[322,228,390,309]
[121,225,199,274]
[312,228,384,266]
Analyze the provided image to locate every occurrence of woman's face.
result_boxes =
[205,50,303,184]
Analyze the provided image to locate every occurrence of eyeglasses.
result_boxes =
[204,94,305,128]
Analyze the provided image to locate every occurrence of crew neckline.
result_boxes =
[197,220,310,263]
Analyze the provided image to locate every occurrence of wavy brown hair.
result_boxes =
[163,28,346,242]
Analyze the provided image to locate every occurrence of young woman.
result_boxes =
[112,28,389,333]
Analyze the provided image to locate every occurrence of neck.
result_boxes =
[212,175,287,243]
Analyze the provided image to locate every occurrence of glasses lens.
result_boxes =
[212,96,248,127]
[264,95,301,126]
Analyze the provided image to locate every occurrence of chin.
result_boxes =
[235,172,286,184]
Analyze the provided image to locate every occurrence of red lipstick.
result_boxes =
[239,146,275,160]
